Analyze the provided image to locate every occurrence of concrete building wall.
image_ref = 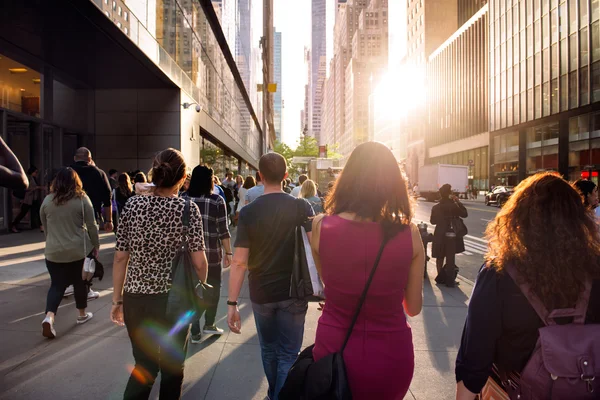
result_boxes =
[94,88,181,173]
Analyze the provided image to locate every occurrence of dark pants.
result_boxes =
[435,234,458,287]
[191,266,222,335]
[252,299,308,400]
[45,259,88,313]
[13,200,41,228]
[123,292,189,400]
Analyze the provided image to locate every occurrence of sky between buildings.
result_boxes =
[274,0,406,149]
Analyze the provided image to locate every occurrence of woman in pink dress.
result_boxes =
[311,141,425,400]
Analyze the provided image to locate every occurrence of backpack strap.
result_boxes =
[505,264,591,325]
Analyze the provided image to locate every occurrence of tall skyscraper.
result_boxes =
[274,29,282,143]
[311,0,327,145]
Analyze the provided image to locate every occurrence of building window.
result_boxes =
[593,21,600,62]
[559,3,568,40]
[581,66,590,105]
[570,70,578,108]
[561,38,568,73]
[535,85,542,118]
[581,0,589,28]
[570,34,578,71]
[552,8,559,44]
[594,0,600,22]
[551,78,559,113]
[561,75,569,110]
[592,61,600,101]
[570,0,577,35]
[528,88,534,120]
[543,82,551,116]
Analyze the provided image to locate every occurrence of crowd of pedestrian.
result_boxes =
[5,134,600,399]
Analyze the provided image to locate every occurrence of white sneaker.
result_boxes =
[42,316,56,339]
[76,312,93,324]
[87,289,100,300]
[202,325,224,335]
[63,285,74,297]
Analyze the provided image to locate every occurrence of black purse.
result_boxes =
[290,199,314,300]
[166,199,213,319]
[279,229,391,400]
[451,216,468,237]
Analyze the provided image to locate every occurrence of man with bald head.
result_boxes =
[71,147,113,232]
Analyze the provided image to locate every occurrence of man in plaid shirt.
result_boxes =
[186,166,233,341]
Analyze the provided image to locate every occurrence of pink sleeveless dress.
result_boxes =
[312,215,415,400]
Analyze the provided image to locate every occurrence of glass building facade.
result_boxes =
[91,0,262,162]
[489,0,600,184]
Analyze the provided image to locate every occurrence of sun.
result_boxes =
[373,65,426,123]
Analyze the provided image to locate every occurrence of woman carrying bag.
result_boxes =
[39,167,99,338]
[110,148,209,399]
[281,142,425,400]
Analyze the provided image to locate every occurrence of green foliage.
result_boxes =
[293,136,319,157]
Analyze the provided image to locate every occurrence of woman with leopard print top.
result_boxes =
[111,148,209,399]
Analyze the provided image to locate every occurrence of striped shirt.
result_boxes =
[187,194,231,267]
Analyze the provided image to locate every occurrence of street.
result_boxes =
[414,198,499,282]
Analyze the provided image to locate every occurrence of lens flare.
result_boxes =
[126,363,154,385]
[168,310,195,336]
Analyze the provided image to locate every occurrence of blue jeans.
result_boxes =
[252,298,308,400]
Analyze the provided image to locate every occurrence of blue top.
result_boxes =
[245,184,265,204]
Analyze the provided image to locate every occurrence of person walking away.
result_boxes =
[71,147,113,232]
[234,175,244,208]
[245,171,265,205]
[110,148,209,399]
[291,174,308,198]
[307,142,424,400]
[430,184,468,287]
[228,153,315,400]
[573,179,600,222]
[108,169,118,190]
[11,166,44,233]
[39,168,99,338]
[0,135,28,190]
[114,173,134,231]
[236,175,256,222]
[283,178,292,194]
[456,172,600,399]
[473,186,478,200]
[186,166,233,342]
[299,178,323,213]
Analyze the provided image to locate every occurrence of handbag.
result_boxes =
[166,198,213,319]
[279,227,391,400]
[81,198,96,282]
[290,199,323,300]
[451,216,468,237]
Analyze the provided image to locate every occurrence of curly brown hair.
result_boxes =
[325,142,413,228]
[51,167,85,206]
[485,172,600,310]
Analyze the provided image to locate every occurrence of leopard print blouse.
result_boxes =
[115,195,205,294]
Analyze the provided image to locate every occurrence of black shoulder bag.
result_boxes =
[166,199,213,319]
[290,199,314,299]
[279,228,391,400]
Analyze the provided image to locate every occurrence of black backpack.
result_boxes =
[13,188,25,200]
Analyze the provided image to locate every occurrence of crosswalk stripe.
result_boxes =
[464,241,488,252]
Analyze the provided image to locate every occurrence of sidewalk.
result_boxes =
[0,231,471,400]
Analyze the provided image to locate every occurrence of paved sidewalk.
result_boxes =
[0,231,472,400]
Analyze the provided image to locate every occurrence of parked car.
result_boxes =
[485,186,514,207]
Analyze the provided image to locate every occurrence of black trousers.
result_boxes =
[190,266,222,335]
[45,259,88,313]
[123,292,190,400]
[13,200,41,228]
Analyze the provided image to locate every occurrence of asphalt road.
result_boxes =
[413,198,501,282]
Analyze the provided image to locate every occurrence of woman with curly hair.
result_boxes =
[455,172,600,399]
[39,167,99,338]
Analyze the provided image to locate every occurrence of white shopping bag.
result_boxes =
[300,226,324,299]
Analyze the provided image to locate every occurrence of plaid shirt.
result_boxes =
[187,194,231,267]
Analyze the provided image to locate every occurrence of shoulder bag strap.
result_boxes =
[505,264,592,325]
[81,197,87,258]
[341,229,390,353]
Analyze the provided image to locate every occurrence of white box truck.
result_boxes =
[418,164,469,202]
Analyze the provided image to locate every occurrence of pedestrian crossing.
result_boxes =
[460,235,488,256]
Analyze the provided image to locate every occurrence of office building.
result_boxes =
[339,0,389,161]
[311,0,328,144]
[427,4,490,191]
[489,0,600,186]
[0,0,263,231]
[402,0,461,183]
[273,30,282,142]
